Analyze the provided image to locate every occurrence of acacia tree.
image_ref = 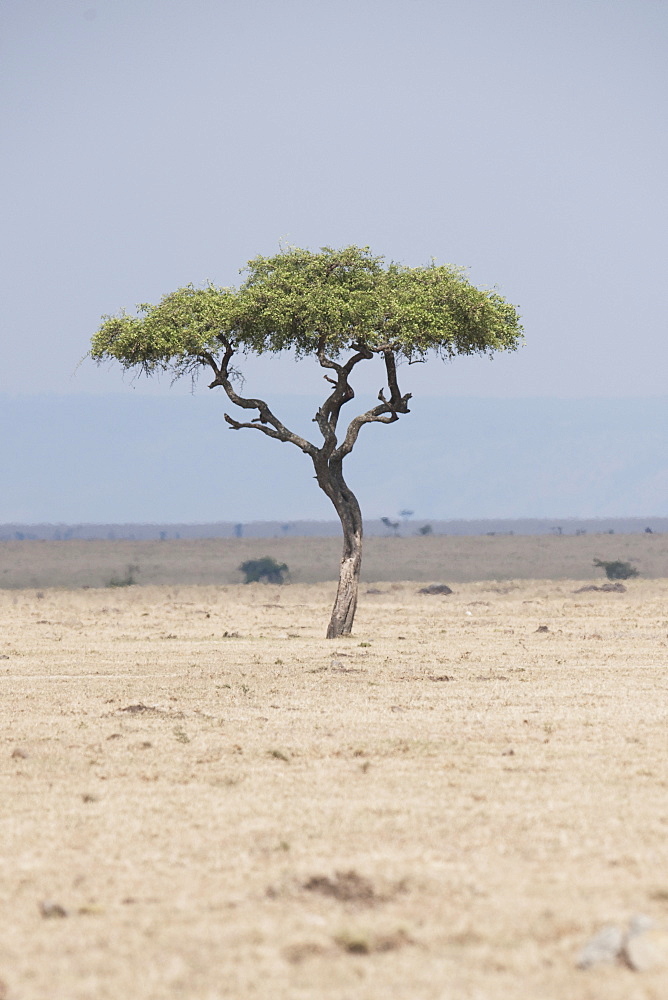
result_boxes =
[90,246,522,637]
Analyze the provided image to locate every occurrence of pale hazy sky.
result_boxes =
[2,0,667,402]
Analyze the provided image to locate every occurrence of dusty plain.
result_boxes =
[1,574,668,999]
[1,531,667,588]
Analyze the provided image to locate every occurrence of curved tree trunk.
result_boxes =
[208,341,410,639]
[314,458,363,638]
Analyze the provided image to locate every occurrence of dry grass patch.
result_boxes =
[1,579,668,998]
[2,531,668,588]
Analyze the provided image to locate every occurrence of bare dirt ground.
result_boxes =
[1,579,667,999]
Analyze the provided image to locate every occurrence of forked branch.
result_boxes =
[334,348,411,460]
[314,338,374,455]
[204,343,316,458]
[203,339,411,464]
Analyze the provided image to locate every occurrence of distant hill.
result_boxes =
[1,393,667,523]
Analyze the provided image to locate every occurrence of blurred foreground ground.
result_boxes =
[1,579,667,999]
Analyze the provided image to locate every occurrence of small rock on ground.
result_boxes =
[623,925,668,972]
[576,925,624,969]
[577,915,668,972]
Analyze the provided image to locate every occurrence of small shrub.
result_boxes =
[107,564,139,587]
[418,524,433,536]
[593,558,639,581]
[381,516,400,536]
[239,557,288,584]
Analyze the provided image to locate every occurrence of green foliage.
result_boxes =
[239,557,289,584]
[91,284,235,377]
[593,558,639,581]
[418,524,433,536]
[90,245,522,373]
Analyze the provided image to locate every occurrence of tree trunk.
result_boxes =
[327,520,362,638]
[314,459,363,638]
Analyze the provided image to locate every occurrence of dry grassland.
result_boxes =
[1,531,667,588]
[1,579,668,999]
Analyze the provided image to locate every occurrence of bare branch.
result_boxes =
[202,351,222,379]
[223,413,298,443]
[332,399,406,461]
[316,336,343,377]
[383,349,403,405]
[313,340,374,455]
[207,339,409,466]
[342,342,374,375]
[333,348,411,461]
[207,342,317,457]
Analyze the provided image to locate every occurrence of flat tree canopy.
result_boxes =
[91,245,522,636]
